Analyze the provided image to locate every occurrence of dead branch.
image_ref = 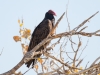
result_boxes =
[90,56,100,67]
[52,30,100,39]
[0,48,4,56]
[44,52,82,70]
[73,36,81,67]
[49,12,65,36]
[68,62,100,75]
[72,11,99,32]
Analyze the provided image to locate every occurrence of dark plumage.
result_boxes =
[25,10,56,68]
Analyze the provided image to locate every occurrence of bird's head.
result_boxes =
[44,10,56,20]
[47,10,56,16]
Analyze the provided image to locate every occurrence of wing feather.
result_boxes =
[26,19,53,67]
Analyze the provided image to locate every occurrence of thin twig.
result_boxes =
[73,36,81,67]
[0,48,4,56]
[72,11,99,32]
[77,39,89,60]
[66,0,70,31]
[66,52,73,60]
[76,59,83,67]
[85,61,89,69]
[90,56,100,67]
[49,12,65,36]
[79,26,88,32]
[69,62,100,75]
[44,52,81,70]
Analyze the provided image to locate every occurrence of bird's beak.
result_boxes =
[53,12,57,16]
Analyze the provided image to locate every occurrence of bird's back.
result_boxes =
[26,19,53,67]
[28,19,52,51]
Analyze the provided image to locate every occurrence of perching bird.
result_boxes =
[25,10,56,68]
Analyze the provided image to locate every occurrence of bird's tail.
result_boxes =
[25,59,34,68]
[25,54,41,68]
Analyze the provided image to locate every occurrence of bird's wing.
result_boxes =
[27,19,52,52]
[26,19,53,68]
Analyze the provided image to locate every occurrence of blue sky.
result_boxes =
[0,0,100,75]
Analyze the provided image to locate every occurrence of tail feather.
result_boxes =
[26,46,46,68]
[25,54,41,68]
[26,59,34,68]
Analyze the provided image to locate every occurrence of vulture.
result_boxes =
[25,10,56,68]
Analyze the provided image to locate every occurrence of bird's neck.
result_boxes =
[44,12,54,20]
[42,13,55,27]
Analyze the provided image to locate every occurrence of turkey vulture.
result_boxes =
[25,10,56,68]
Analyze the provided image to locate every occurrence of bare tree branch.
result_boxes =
[90,56,100,67]
[0,11,99,75]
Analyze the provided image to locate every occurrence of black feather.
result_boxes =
[25,10,55,68]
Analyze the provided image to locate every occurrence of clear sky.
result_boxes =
[0,0,100,75]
